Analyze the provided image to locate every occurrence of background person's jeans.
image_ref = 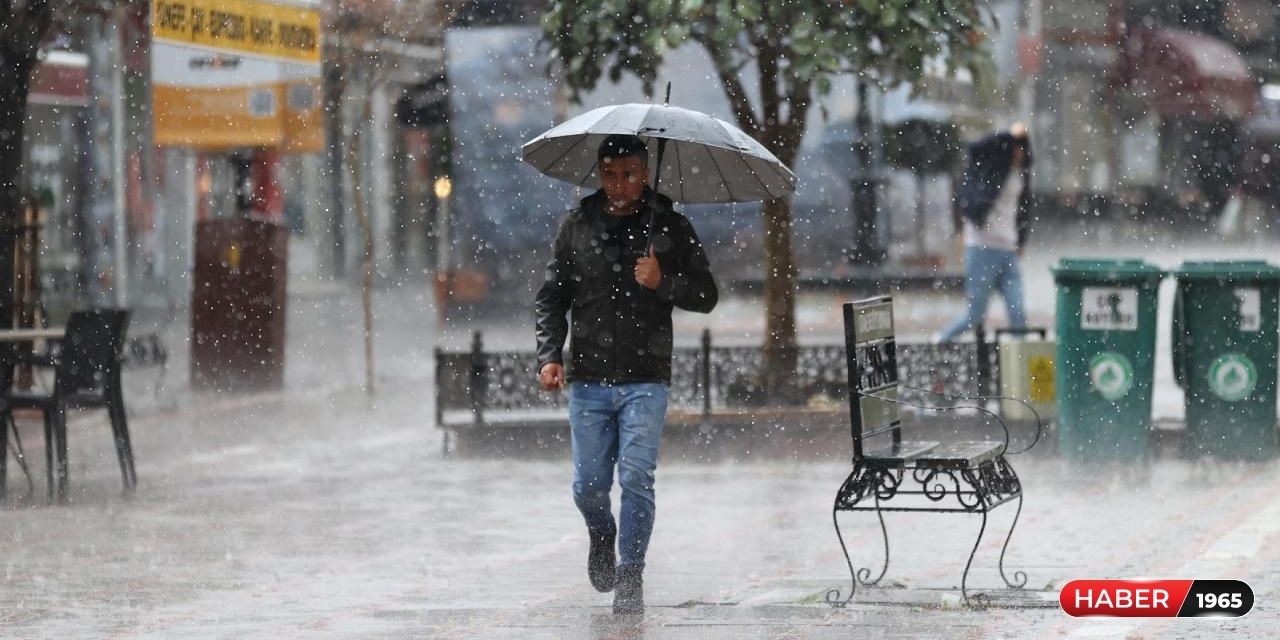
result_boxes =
[569,381,669,570]
[939,246,1027,342]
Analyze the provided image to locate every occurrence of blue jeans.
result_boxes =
[569,381,669,570]
[939,246,1027,342]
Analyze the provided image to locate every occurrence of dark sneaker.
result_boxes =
[612,565,644,615]
[588,527,617,592]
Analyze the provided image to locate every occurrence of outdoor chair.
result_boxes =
[0,344,36,499]
[0,309,136,502]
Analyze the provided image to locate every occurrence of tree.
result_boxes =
[544,0,992,400]
[325,0,445,394]
[0,0,55,330]
[2,0,148,327]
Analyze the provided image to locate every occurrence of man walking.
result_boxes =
[535,134,718,614]
[937,125,1032,342]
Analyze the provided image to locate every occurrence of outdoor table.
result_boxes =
[0,328,65,342]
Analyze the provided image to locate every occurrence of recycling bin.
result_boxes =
[1052,259,1164,461]
[1172,261,1280,461]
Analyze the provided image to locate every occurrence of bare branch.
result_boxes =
[779,75,812,165]
[693,32,760,135]
[753,34,783,152]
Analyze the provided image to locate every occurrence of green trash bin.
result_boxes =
[1172,261,1280,461]
[1052,259,1164,462]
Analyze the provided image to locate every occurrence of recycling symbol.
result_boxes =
[1090,352,1134,401]
[1208,353,1257,402]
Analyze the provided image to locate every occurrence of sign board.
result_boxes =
[844,299,900,438]
[151,0,322,152]
[1090,352,1134,401]
[1028,355,1056,404]
[396,75,449,127]
[1209,353,1257,402]
[853,302,895,343]
[1234,288,1261,332]
[1081,287,1139,331]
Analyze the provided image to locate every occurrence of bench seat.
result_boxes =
[863,441,939,465]
[913,440,1004,470]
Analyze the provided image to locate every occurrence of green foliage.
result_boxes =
[543,0,994,114]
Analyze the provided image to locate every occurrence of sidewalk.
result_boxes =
[3,371,1279,638]
[5,228,1280,637]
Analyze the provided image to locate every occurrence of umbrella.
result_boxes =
[521,95,797,205]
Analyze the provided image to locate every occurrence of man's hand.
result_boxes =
[635,244,662,290]
[539,362,565,391]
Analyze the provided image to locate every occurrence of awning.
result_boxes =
[29,51,89,108]
[1121,28,1258,120]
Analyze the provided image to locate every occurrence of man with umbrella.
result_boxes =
[527,95,794,614]
[535,134,718,615]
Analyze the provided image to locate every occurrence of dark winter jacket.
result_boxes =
[535,188,718,384]
[955,132,1033,249]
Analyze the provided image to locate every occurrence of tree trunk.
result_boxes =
[346,96,376,396]
[325,64,347,279]
[761,196,799,402]
[0,57,35,330]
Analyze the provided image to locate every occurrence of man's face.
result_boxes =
[600,155,648,210]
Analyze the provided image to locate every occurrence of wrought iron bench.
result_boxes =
[826,295,1044,608]
[435,327,1014,457]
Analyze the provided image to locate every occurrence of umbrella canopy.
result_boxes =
[522,103,797,204]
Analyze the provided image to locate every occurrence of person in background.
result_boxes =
[937,124,1032,342]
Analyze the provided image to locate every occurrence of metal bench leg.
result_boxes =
[961,507,989,607]
[998,492,1028,589]
[826,506,857,608]
[42,409,55,503]
[827,494,893,609]
[858,495,891,587]
[54,401,69,503]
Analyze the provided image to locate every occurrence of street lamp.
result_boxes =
[433,176,453,322]
[434,176,452,271]
[433,176,452,200]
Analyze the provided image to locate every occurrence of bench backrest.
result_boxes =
[843,296,902,459]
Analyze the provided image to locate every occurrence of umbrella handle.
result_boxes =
[647,80,673,248]
[647,136,670,247]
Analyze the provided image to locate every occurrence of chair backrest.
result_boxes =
[0,344,14,394]
[58,309,130,392]
[843,295,902,460]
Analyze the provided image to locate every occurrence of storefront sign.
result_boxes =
[151,0,322,152]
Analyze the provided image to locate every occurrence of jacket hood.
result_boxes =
[968,132,1034,170]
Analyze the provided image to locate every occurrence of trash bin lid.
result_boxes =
[1173,260,1280,283]
[1052,259,1165,284]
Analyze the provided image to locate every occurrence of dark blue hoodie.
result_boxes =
[955,132,1033,250]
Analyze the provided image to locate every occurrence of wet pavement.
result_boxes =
[3,227,1279,638]
[3,375,1279,638]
